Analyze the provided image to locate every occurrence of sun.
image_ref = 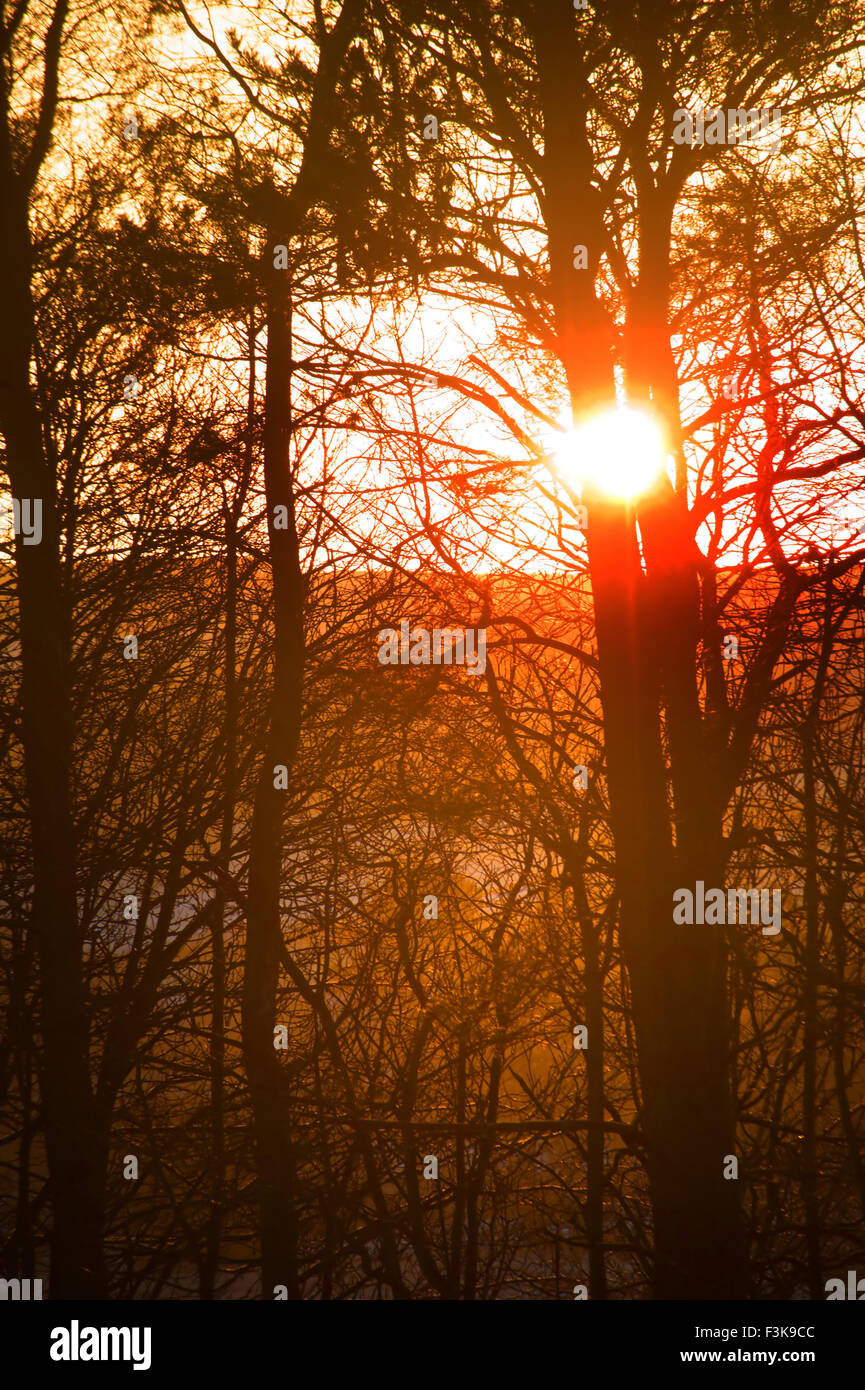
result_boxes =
[552,405,668,500]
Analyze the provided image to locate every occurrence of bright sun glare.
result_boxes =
[553,406,668,500]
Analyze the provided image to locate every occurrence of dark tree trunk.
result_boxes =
[801,721,822,1297]
[0,167,106,1299]
[800,582,835,1297]
[527,0,748,1298]
[584,493,747,1299]
[203,316,257,1299]
[573,876,608,1300]
[243,279,305,1298]
[235,0,363,1298]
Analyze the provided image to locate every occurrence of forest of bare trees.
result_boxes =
[3,0,865,1312]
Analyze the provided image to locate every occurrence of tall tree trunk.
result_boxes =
[527,0,747,1297]
[243,276,305,1298]
[572,876,607,1299]
[234,0,365,1296]
[801,719,822,1297]
[0,170,106,1298]
[583,492,746,1298]
[800,581,835,1296]
[204,315,258,1298]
